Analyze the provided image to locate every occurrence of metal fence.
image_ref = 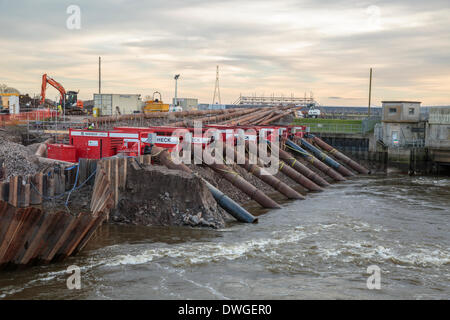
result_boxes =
[361,116,381,133]
[305,123,362,134]
[301,116,381,134]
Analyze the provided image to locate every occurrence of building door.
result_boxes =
[392,131,399,146]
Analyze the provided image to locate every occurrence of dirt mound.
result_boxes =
[111,164,226,229]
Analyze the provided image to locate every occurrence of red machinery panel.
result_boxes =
[114,126,207,149]
[69,129,118,160]
[48,125,306,163]
[47,144,77,163]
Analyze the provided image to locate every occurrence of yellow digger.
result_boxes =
[142,91,170,113]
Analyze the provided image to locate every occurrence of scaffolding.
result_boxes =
[233,94,318,107]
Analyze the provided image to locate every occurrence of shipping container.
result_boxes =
[94,93,142,116]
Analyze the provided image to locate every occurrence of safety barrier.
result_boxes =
[0,109,58,127]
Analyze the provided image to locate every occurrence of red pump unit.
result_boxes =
[46,124,308,163]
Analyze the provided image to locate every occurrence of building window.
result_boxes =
[409,108,415,115]
[389,108,397,114]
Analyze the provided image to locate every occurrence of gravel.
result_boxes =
[0,137,40,181]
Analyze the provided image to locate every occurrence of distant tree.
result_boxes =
[0,84,20,94]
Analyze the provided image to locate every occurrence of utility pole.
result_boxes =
[98,56,104,117]
[368,68,373,117]
[212,65,221,104]
[63,93,65,124]
[99,57,101,95]
[174,74,180,107]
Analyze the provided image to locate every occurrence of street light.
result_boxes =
[174,74,180,107]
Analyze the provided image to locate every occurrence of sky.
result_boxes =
[0,0,449,106]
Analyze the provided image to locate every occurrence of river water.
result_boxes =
[1,174,449,300]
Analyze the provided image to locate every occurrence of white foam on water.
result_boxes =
[99,220,390,270]
[103,228,309,268]
[400,249,450,267]
[0,286,26,299]
[318,240,450,267]
[0,268,70,299]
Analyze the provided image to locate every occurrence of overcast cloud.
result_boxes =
[0,0,449,105]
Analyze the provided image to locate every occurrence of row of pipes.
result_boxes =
[143,106,370,223]
[94,105,367,223]
[148,132,370,223]
[90,105,299,128]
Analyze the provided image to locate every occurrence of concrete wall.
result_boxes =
[382,102,421,123]
[380,122,425,147]
[428,106,450,124]
[426,124,450,149]
[426,107,450,150]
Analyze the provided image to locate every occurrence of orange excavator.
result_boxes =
[40,74,85,115]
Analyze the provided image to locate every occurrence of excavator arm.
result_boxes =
[39,73,85,115]
[40,74,66,106]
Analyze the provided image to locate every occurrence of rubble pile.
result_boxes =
[0,137,39,180]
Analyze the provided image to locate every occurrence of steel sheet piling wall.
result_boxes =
[0,201,107,270]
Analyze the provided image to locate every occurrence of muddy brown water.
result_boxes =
[0,174,449,299]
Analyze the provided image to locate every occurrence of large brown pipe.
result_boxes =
[219,108,267,125]
[35,138,54,157]
[282,140,346,182]
[258,107,302,125]
[150,146,192,173]
[296,138,355,177]
[269,143,330,187]
[258,110,291,125]
[253,112,275,125]
[199,151,281,209]
[238,109,275,125]
[89,108,241,125]
[242,140,323,191]
[240,160,304,200]
[310,135,370,174]
[228,145,304,200]
[278,160,323,192]
[171,108,256,127]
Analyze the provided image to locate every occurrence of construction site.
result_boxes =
[1,0,450,304]
[0,57,449,302]
[0,64,382,271]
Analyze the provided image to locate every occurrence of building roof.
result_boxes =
[381,101,421,104]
